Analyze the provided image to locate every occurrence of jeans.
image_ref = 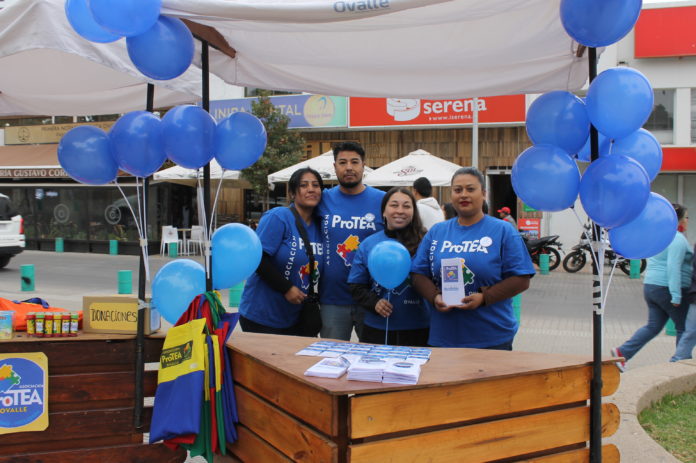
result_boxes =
[618,284,688,361]
[672,303,696,361]
[320,304,364,341]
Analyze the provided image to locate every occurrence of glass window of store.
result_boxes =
[652,173,696,245]
[644,89,674,144]
[34,187,89,240]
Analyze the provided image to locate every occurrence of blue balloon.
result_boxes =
[367,240,411,290]
[579,155,650,229]
[162,105,216,169]
[58,126,118,185]
[109,111,166,177]
[609,129,663,181]
[126,16,194,80]
[586,68,654,139]
[511,145,580,212]
[212,224,262,290]
[609,193,677,259]
[89,0,161,37]
[64,0,121,43]
[560,0,642,47]
[575,132,610,162]
[152,259,205,324]
[526,91,590,155]
[215,112,267,170]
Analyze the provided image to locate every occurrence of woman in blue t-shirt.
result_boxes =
[348,187,430,346]
[411,167,535,350]
[239,167,324,335]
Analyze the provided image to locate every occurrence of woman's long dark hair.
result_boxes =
[381,187,425,255]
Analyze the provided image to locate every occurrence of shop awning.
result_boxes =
[0,144,68,178]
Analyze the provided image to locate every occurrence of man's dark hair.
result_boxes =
[332,141,365,160]
[413,177,433,198]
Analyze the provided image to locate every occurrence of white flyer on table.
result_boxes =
[441,257,465,306]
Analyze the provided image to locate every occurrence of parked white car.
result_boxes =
[0,193,25,268]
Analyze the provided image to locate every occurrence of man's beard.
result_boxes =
[338,177,361,189]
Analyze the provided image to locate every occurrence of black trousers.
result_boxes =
[239,315,302,336]
[359,324,430,347]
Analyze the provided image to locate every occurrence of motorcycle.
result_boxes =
[521,234,563,271]
[562,229,647,275]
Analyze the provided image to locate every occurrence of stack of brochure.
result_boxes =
[382,361,421,385]
[304,356,351,379]
[346,357,388,382]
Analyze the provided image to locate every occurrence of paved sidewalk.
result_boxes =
[517,268,679,371]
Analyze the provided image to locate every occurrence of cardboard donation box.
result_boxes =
[83,295,161,335]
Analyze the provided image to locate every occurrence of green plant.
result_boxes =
[241,91,305,211]
[639,390,696,463]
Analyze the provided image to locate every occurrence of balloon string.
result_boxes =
[384,291,391,345]
[196,174,211,278]
[114,179,150,281]
[603,258,618,309]
[571,208,601,272]
[139,178,150,282]
[210,168,226,240]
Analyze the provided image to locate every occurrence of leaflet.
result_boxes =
[441,257,465,306]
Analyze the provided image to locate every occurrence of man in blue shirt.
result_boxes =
[318,142,385,340]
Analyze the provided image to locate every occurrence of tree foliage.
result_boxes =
[241,91,305,210]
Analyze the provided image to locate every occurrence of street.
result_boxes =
[0,250,678,370]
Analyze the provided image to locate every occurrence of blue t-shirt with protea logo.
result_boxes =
[411,215,534,348]
[239,207,323,328]
[348,231,429,330]
[317,185,385,305]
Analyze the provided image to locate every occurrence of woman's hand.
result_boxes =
[374,298,393,318]
[284,286,307,305]
[433,294,454,313]
[458,292,484,310]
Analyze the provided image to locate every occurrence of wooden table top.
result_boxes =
[226,332,619,396]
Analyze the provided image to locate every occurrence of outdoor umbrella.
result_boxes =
[363,149,462,187]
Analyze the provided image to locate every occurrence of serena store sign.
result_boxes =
[349,95,525,127]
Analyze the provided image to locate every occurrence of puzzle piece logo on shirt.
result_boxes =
[299,261,319,290]
[337,235,360,266]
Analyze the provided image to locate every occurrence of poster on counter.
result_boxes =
[0,352,48,435]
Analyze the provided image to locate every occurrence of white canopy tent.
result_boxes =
[153,159,250,188]
[0,0,205,116]
[267,151,374,184]
[162,0,591,99]
[364,149,462,187]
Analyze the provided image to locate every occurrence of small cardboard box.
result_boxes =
[82,296,160,335]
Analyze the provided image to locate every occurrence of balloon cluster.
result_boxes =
[511,2,677,260]
[65,0,193,80]
[153,224,262,324]
[58,107,267,185]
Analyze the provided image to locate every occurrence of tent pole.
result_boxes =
[202,41,213,291]
[588,46,603,463]
[134,82,154,429]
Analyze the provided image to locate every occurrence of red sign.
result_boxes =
[635,6,696,58]
[349,95,525,127]
[518,218,541,240]
[661,147,696,172]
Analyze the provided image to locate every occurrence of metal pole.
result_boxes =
[588,46,603,463]
[134,83,155,429]
[472,97,479,169]
[202,41,213,292]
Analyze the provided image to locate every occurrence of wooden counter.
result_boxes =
[226,333,621,463]
[0,333,185,463]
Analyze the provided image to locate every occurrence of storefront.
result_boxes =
[0,143,193,254]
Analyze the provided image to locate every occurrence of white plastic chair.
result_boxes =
[160,226,181,256]
[187,225,205,256]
